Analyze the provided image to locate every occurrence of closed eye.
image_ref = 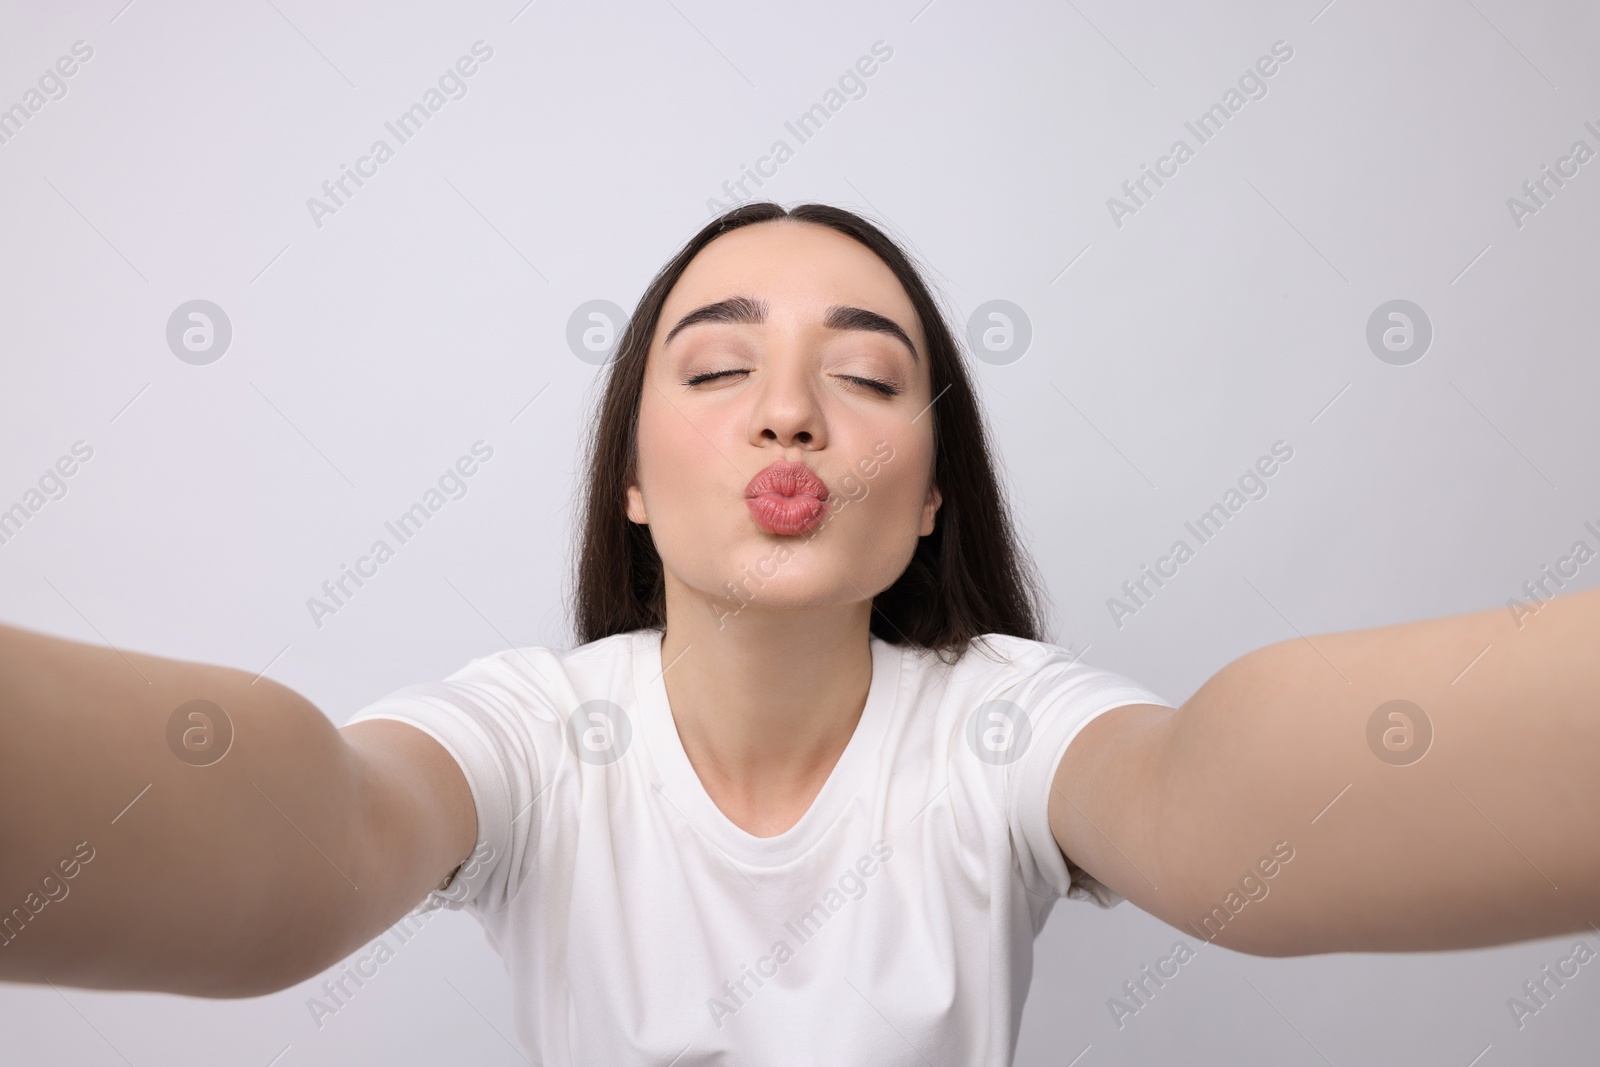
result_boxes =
[845,375,901,397]
[681,369,747,387]
[681,369,901,397]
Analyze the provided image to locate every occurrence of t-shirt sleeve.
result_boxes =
[343,650,565,916]
[1001,644,1175,908]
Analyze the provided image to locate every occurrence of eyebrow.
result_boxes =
[662,296,919,363]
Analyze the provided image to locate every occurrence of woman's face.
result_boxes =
[626,220,942,625]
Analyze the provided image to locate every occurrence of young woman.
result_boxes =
[1,201,1596,1065]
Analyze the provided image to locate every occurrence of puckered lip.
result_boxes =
[744,460,829,501]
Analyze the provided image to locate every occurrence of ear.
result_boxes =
[919,482,942,537]
[626,482,648,524]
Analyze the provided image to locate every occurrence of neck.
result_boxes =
[658,582,876,835]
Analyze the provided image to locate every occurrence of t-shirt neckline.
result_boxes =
[632,628,903,868]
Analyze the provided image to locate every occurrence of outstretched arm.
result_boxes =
[0,623,476,995]
[1049,586,1600,956]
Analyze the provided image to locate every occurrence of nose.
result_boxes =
[747,351,826,451]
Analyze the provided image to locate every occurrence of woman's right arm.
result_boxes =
[0,622,476,997]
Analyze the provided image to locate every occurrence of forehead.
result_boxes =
[657,220,924,347]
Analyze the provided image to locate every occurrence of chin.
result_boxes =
[689,555,841,612]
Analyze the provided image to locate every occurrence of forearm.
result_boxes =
[0,624,382,995]
[1155,586,1600,955]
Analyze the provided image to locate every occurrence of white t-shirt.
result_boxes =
[346,628,1172,1066]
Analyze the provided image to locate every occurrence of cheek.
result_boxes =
[633,395,744,560]
[814,438,933,580]
[635,395,718,496]
[855,435,932,518]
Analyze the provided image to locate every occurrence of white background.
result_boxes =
[2,0,1597,1063]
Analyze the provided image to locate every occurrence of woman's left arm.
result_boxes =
[1049,586,1600,956]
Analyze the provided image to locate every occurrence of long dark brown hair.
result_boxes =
[570,201,1046,663]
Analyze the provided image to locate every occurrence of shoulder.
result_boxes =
[437,629,647,701]
[889,632,1166,776]
[342,630,658,914]
[903,632,1157,708]
[348,629,655,745]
